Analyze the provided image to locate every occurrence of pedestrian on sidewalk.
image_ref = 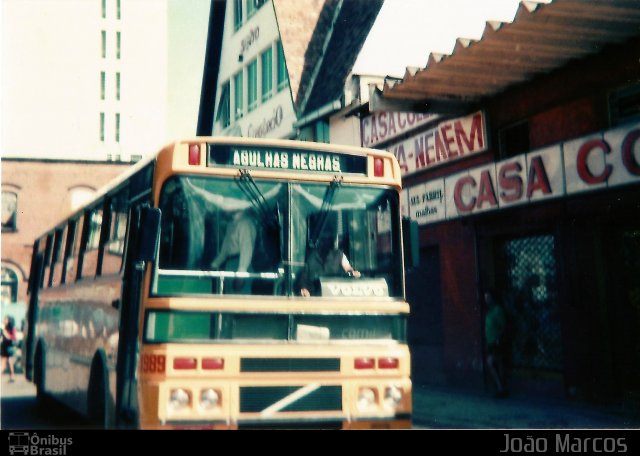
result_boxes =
[484,288,508,398]
[1,316,18,382]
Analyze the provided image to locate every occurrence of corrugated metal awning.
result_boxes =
[371,0,640,114]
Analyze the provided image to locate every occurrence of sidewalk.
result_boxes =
[412,383,640,429]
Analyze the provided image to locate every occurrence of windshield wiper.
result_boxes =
[236,169,280,231]
[308,176,342,248]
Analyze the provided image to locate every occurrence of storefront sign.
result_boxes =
[361,111,437,147]
[403,122,640,225]
[387,111,487,176]
[240,27,260,55]
[247,106,284,138]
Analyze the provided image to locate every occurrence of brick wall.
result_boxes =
[2,160,131,304]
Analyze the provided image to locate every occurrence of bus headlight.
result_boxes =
[383,386,403,411]
[357,387,377,412]
[168,388,191,411]
[199,388,220,410]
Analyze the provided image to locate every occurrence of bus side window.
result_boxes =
[64,217,84,284]
[60,220,76,285]
[81,205,103,279]
[49,227,66,288]
[103,188,129,275]
[39,234,53,289]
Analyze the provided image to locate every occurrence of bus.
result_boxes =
[25,137,415,429]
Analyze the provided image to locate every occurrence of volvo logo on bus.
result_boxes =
[320,278,389,297]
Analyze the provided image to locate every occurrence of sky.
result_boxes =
[353,0,550,78]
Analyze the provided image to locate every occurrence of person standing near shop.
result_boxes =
[484,289,508,398]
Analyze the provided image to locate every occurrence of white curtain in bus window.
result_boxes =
[63,219,81,285]
[82,207,103,278]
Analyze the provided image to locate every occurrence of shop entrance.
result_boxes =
[493,234,563,374]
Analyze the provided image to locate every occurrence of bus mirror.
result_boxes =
[137,207,161,262]
[402,217,419,269]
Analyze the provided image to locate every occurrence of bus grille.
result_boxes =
[239,386,342,413]
[240,358,340,372]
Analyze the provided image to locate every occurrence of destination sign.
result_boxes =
[207,145,367,175]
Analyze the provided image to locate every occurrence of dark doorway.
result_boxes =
[406,246,444,386]
[605,223,640,402]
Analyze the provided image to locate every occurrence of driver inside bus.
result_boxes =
[211,208,257,293]
[297,233,360,297]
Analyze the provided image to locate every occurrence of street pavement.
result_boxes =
[412,383,640,429]
[2,375,639,430]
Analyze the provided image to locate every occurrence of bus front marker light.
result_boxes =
[202,357,224,370]
[354,357,375,369]
[188,144,201,165]
[374,157,384,177]
[173,357,197,370]
[383,386,403,411]
[378,357,399,369]
[357,387,377,412]
[168,388,191,411]
[199,388,220,410]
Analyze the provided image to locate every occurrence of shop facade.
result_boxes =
[365,33,640,406]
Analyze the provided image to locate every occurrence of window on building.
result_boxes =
[216,81,231,129]
[276,40,288,91]
[102,0,106,19]
[261,47,273,102]
[70,186,95,212]
[1,267,18,305]
[101,71,106,100]
[315,120,330,143]
[116,72,120,100]
[2,191,17,232]
[499,120,530,158]
[117,0,121,20]
[234,71,244,120]
[116,31,121,59]
[247,0,266,18]
[247,58,258,112]
[101,30,106,58]
[115,113,120,142]
[100,112,105,142]
[609,83,640,126]
[234,0,243,31]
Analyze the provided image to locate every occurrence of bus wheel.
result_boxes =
[88,352,112,429]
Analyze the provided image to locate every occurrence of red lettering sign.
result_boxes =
[576,139,612,184]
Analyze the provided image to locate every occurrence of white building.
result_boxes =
[202,0,383,147]
[1,0,210,162]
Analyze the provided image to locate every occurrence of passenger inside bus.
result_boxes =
[296,214,360,297]
[211,208,258,293]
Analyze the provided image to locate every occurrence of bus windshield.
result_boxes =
[154,175,403,298]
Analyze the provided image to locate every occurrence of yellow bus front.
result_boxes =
[138,139,411,429]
